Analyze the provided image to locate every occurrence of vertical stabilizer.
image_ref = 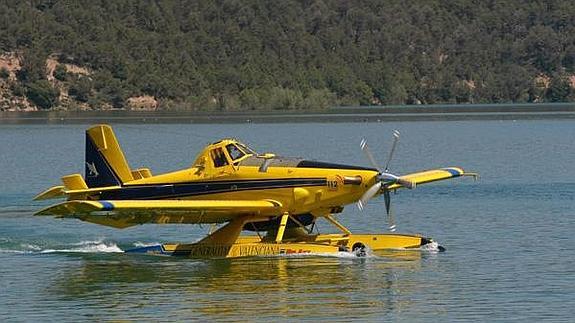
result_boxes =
[85,125,134,187]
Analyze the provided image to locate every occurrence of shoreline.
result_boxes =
[1,103,575,124]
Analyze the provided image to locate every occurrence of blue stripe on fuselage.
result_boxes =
[100,201,115,211]
[99,178,327,200]
[297,160,377,171]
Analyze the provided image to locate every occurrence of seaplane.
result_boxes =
[35,125,476,258]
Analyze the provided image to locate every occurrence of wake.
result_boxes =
[0,239,123,254]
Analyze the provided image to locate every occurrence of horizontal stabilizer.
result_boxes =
[35,199,283,229]
[34,186,65,200]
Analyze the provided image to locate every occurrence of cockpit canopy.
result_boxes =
[204,139,257,168]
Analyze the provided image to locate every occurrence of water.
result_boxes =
[1,120,574,321]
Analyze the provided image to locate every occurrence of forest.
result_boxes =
[1,0,574,111]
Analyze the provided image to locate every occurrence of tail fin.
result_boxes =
[85,125,134,187]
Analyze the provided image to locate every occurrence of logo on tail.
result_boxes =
[86,162,99,177]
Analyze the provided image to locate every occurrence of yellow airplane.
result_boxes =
[35,125,477,258]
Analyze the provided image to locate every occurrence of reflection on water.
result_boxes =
[44,251,426,321]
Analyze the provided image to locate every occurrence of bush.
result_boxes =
[10,82,26,97]
[26,80,59,109]
[16,48,47,83]
[106,87,128,109]
[301,88,336,110]
[68,76,92,102]
[87,93,105,109]
[53,64,68,81]
[266,87,303,110]
[238,87,335,110]
[354,81,374,106]
[546,76,574,102]
[0,67,9,79]
[239,88,262,110]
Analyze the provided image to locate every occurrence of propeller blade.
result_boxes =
[378,172,416,190]
[360,139,381,171]
[383,189,391,214]
[383,190,396,232]
[384,130,400,172]
[378,172,399,182]
[397,177,416,189]
[357,181,382,211]
[388,214,396,232]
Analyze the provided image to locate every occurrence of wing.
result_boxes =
[388,167,477,190]
[35,199,283,229]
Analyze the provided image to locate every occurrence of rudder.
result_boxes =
[85,125,134,187]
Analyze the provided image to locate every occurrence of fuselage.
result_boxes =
[98,156,379,219]
[54,134,383,231]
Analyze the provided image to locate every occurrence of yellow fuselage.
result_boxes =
[123,163,378,218]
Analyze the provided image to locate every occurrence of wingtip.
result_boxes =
[463,172,480,181]
[440,167,468,178]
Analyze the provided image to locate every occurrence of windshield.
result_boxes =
[226,144,245,160]
[237,142,257,155]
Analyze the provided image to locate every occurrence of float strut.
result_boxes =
[288,214,312,234]
[324,214,352,235]
[275,212,289,243]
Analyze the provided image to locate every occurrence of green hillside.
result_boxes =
[1,0,574,111]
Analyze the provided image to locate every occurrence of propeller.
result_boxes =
[383,190,396,232]
[357,130,414,231]
[384,130,400,172]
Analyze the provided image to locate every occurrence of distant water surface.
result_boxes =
[1,120,574,321]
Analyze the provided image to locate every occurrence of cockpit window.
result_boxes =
[226,144,245,160]
[210,147,229,167]
[237,143,257,155]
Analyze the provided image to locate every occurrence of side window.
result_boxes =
[226,144,245,161]
[210,148,229,168]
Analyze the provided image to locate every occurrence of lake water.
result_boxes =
[1,120,574,321]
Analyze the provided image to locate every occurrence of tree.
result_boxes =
[53,64,67,81]
[16,48,47,83]
[2,0,575,109]
[68,76,92,102]
[0,67,9,79]
[26,80,59,109]
[546,75,573,102]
